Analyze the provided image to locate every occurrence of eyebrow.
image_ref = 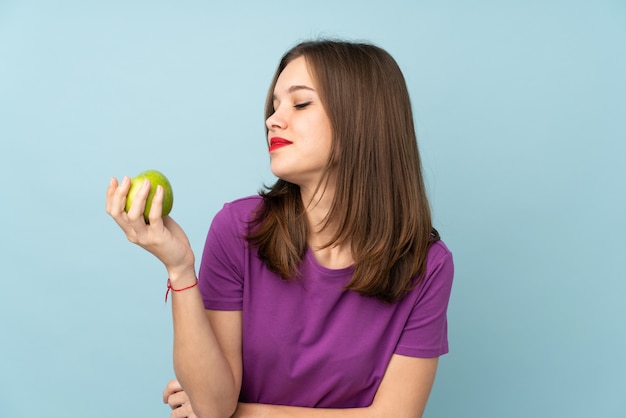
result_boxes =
[288,85,315,93]
[273,85,316,100]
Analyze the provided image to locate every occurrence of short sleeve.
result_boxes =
[395,243,454,358]
[198,202,248,311]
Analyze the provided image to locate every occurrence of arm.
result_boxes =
[106,177,241,418]
[232,354,438,418]
[171,289,242,418]
[163,308,243,418]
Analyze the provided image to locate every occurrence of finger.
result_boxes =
[126,178,150,224]
[172,403,196,418]
[147,184,164,226]
[109,176,132,217]
[167,391,189,410]
[163,379,183,403]
[105,177,119,214]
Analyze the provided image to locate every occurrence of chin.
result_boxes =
[271,170,299,186]
[270,163,291,181]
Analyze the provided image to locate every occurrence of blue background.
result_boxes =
[1,1,624,416]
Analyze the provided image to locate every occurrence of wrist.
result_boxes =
[165,277,198,302]
[166,265,197,285]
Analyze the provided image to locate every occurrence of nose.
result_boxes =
[266,109,286,131]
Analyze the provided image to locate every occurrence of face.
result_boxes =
[266,56,333,190]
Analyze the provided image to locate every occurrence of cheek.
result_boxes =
[313,116,333,145]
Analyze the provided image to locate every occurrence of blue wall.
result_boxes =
[1,1,624,416]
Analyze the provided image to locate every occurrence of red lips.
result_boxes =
[269,137,293,152]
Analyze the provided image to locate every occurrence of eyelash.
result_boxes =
[271,101,312,113]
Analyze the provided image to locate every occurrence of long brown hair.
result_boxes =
[247,40,439,303]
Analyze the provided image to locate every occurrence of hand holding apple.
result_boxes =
[107,170,195,279]
[124,170,174,223]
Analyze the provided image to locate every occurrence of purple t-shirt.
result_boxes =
[199,196,454,408]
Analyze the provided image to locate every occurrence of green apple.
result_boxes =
[124,169,174,222]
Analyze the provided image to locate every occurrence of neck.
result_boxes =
[300,177,354,269]
[300,176,335,243]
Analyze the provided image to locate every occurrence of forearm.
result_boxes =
[233,403,381,418]
[170,271,238,418]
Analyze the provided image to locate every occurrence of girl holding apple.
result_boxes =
[106,40,453,418]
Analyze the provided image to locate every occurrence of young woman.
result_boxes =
[106,40,454,418]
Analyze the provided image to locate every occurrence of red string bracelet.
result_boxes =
[165,278,199,302]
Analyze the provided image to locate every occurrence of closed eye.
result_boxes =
[294,101,312,110]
